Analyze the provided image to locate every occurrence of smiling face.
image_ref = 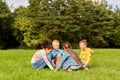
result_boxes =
[79,42,87,50]
[52,40,60,50]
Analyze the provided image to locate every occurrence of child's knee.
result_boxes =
[56,54,62,59]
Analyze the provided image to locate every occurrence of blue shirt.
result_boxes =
[55,51,78,71]
[51,49,63,59]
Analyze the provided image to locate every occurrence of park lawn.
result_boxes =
[0,49,120,80]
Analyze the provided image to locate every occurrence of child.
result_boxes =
[79,39,94,69]
[55,42,83,72]
[31,40,54,70]
[65,43,84,68]
[51,40,63,67]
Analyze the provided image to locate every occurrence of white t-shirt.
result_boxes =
[31,49,46,63]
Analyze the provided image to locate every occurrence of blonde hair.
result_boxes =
[52,39,59,44]
[79,39,88,45]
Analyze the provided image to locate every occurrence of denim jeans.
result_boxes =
[70,65,80,70]
[55,51,80,71]
[31,54,52,69]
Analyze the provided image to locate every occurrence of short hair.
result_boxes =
[79,39,88,45]
[52,39,59,44]
[41,40,52,49]
[63,42,72,49]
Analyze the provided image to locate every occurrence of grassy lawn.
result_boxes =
[0,49,120,80]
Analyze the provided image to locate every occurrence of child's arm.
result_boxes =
[43,57,54,70]
[55,54,68,71]
[84,52,92,67]
[84,49,93,68]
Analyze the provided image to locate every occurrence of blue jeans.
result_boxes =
[31,54,52,69]
[55,51,80,71]
[70,65,80,70]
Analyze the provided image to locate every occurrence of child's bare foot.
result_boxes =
[67,68,72,72]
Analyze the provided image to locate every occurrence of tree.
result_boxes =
[10,0,120,48]
[0,0,11,49]
[76,0,117,47]
[28,0,84,46]
[13,6,47,48]
[105,7,120,48]
[27,0,120,48]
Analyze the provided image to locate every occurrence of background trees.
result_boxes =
[0,0,17,49]
[0,0,120,49]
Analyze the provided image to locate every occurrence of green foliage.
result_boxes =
[0,0,120,48]
[27,0,120,48]
[0,0,11,49]
[79,0,116,47]
[13,7,47,48]
[105,7,120,48]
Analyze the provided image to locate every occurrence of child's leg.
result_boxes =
[70,65,80,70]
[32,54,53,69]
[52,59,56,67]
[52,54,61,67]
[55,54,62,66]
[81,60,89,69]
[66,65,80,72]
[32,60,47,69]
[51,53,57,67]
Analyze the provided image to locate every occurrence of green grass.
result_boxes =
[0,49,120,80]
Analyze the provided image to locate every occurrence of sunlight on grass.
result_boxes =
[0,49,120,80]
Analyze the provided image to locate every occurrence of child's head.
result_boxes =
[79,39,87,50]
[63,42,72,50]
[52,40,60,50]
[41,40,53,54]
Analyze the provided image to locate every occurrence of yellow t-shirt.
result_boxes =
[80,48,94,65]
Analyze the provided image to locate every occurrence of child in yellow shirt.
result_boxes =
[79,39,94,69]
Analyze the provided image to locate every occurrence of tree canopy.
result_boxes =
[0,0,120,49]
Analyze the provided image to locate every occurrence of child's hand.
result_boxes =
[51,68,54,71]
[83,65,88,70]
[83,64,87,69]
[54,70,57,72]
[50,68,57,72]
[83,65,86,68]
